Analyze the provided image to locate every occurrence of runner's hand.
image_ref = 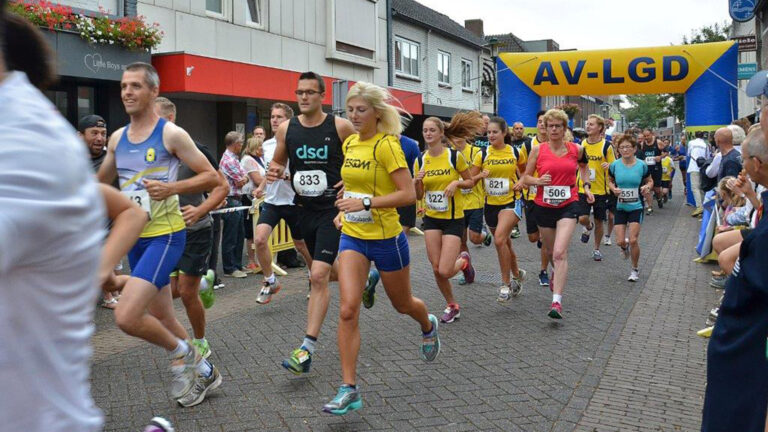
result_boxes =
[333,212,343,230]
[142,179,174,200]
[537,174,552,186]
[640,184,651,194]
[586,191,595,204]
[335,180,345,199]
[415,168,426,182]
[181,204,203,226]
[266,163,285,183]
[512,181,524,192]
[479,169,490,179]
[99,270,118,293]
[336,198,364,213]
[444,181,458,198]
[601,162,610,170]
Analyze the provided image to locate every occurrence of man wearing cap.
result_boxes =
[78,115,108,172]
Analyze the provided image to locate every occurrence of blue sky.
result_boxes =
[415,0,733,50]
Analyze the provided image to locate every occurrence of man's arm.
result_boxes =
[336,117,357,143]
[148,124,218,198]
[97,128,123,186]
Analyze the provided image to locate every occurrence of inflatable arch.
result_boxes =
[497,41,738,133]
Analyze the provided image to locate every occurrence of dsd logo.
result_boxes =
[296,144,328,160]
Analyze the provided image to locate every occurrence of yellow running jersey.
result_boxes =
[453,143,484,210]
[577,138,616,195]
[341,133,407,240]
[661,156,674,181]
[414,147,469,220]
[473,144,525,206]
[520,136,543,201]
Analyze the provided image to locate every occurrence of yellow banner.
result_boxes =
[499,41,735,96]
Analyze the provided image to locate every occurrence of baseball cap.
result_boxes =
[746,70,768,97]
[77,114,106,132]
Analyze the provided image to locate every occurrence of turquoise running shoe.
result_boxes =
[322,385,362,415]
[362,268,379,309]
[420,314,440,362]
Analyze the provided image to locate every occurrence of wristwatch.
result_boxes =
[362,197,372,211]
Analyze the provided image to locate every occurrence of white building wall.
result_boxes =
[392,20,482,113]
[134,0,387,86]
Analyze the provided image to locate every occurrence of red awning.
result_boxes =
[152,53,423,115]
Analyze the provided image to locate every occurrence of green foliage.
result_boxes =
[621,94,667,130]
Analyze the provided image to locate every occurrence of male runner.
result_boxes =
[519,110,551,286]
[97,62,221,405]
[253,102,313,304]
[638,129,668,214]
[509,121,532,239]
[154,97,229,366]
[267,71,356,374]
[577,114,615,261]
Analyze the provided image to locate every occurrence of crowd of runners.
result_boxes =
[7,9,747,430]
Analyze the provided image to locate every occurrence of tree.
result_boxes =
[665,22,731,123]
[621,94,667,130]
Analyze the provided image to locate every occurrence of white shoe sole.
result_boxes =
[178,371,222,408]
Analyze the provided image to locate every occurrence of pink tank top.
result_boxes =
[534,142,580,208]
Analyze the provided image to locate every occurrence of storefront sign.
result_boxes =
[738,62,757,79]
[44,31,150,81]
[731,35,757,52]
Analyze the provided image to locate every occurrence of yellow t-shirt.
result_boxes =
[414,147,469,220]
[661,156,674,181]
[577,138,616,195]
[520,136,542,201]
[473,144,525,206]
[340,133,407,240]
[453,143,484,210]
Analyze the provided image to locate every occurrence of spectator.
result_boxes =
[673,134,688,193]
[687,131,710,216]
[701,126,768,432]
[705,127,742,182]
[728,123,746,153]
[253,125,266,141]
[219,131,249,278]
[240,137,266,272]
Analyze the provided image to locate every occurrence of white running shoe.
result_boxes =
[603,235,612,246]
[497,284,511,302]
[628,269,639,282]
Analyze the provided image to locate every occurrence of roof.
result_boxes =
[391,0,486,49]
[486,33,527,53]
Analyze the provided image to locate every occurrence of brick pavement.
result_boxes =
[92,185,718,431]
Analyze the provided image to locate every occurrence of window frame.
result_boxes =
[394,36,420,79]
[437,50,451,86]
[461,58,473,91]
[244,0,266,29]
[205,0,230,21]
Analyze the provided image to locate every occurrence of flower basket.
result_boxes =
[555,103,580,119]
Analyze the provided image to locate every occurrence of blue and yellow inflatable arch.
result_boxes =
[498,41,738,132]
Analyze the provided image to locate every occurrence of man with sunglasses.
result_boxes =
[267,71,356,375]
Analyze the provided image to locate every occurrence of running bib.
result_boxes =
[425,191,448,212]
[343,191,373,223]
[460,187,472,195]
[293,170,327,197]
[662,166,669,174]
[618,188,640,203]
[123,190,152,219]
[645,157,656,166]
[542,185,571,205]
[484,177,509,196]
[529,186,537,196]
[588,168,596,182]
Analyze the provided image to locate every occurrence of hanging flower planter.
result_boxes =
[554,103,581,119]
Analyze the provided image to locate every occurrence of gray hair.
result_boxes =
[125,62,160,89]
[224,131,244,147]
[727,124,746,146]
[743,129,768,162]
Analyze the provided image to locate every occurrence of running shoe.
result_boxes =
[362,268,379,309]
[282,347,312,375]
[663,194,669,203]
[170,343,200,399]
[538,270,550,287]
[510,226,521,239]
[256,279,281,304]
[657,198,663,209]
[603,235,612,246]
[224,270,247,278]
[245,263,259,273]
[548,302,563,319]
[440,303,460,323]
[420,314,440,362]
[144,417,174,432]
[580,225,591,244]
[457,274,467,285]
[199,270,216,309]
[646,207,653,216]
[536,240,542,249]
[322,385,362,415]
[628,269,640,282]
[482,231,493,247]
[710,275,727,289]
[459,252,475,284]
[497,284,511,302]
[190,338,211,359]
[620,245,629,260]
[592,250,603,262]
[511,269,526,297]
[691,207,703,217]
[176,363,222,408]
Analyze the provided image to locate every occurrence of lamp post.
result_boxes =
[486,37,500,116]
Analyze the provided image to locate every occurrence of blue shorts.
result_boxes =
[128,230,186,289]
[339,232,410,272]
[463,208,484,234]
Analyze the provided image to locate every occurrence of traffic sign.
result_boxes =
[729,0,756,22]
[738,62,757,80]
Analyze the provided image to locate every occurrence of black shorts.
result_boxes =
[660,180,671,189]
[397,204,417,229]
[607,194,618,213]
[650,168,662,186]
[243,196,254,240]
[524,200,539,234]
[532,201,580,229]
[484,201,520,229]
[175,227,212,277]
[577,193,609,221]
[423,216,465,237]
[463,208,484,233]
[298,207,340,265]
[614,209,644,225]
[256,202,304,240]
